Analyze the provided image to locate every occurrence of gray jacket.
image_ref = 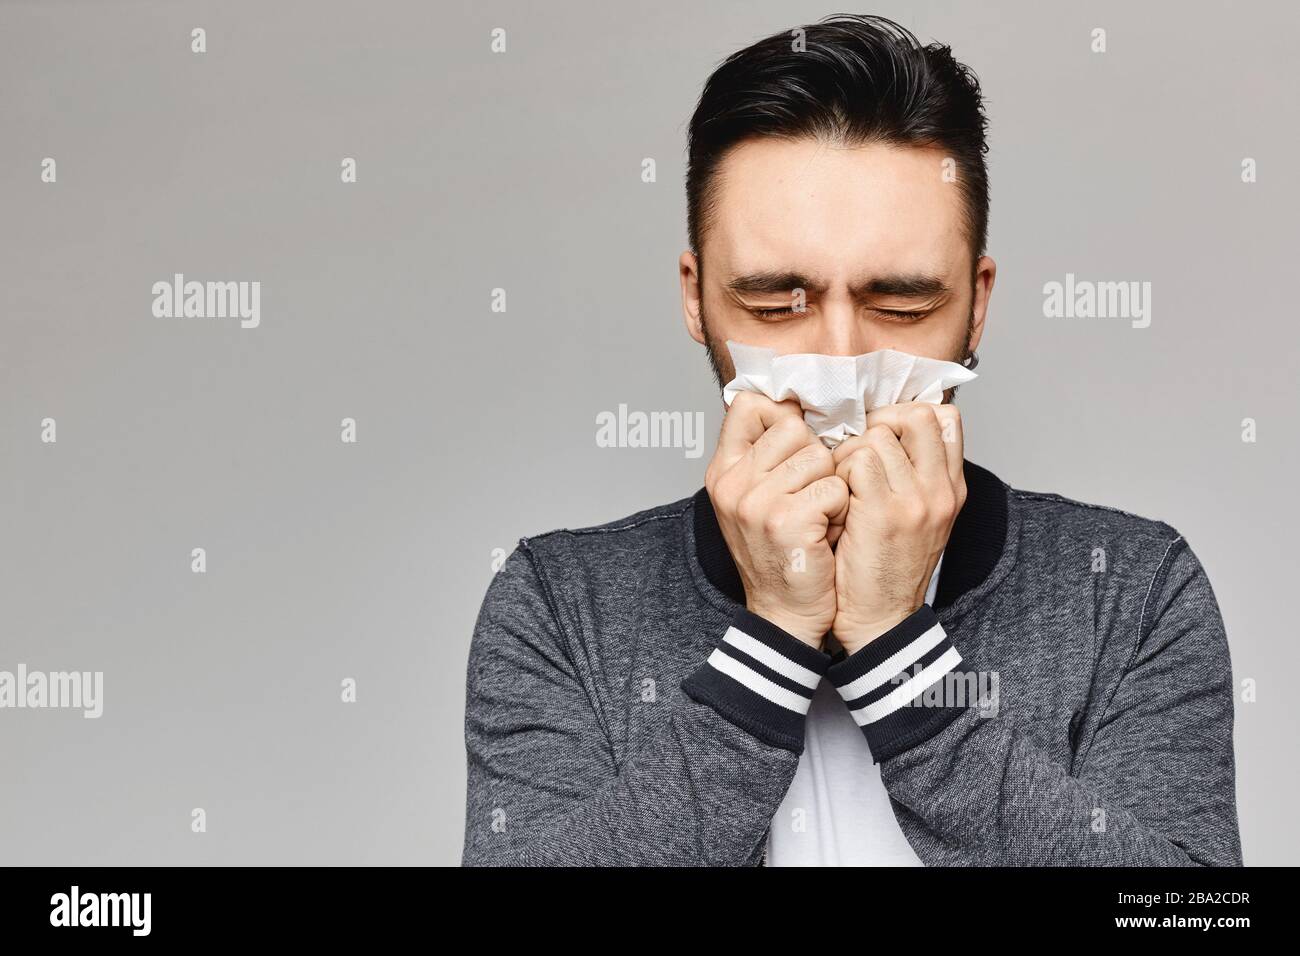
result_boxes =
[460,460,1243,866]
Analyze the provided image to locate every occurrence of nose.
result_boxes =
[807,296,880,356]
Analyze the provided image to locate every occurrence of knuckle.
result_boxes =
[934,489,958,520]
[779,449,809,480]
[735,491,762,526]
[832,435,864,464]
[775,416,809,441]
[796,442,834,476]
[912,403,940,426]
[903,501,928,526]
[850,448,882,480]
[865,424,895,447]
[714,468,740,502]
[705,456,728,488]
[812,474,846,502]
[780,451,808,477]
[935,406,962,442]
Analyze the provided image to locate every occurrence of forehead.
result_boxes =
[705,136,968,280]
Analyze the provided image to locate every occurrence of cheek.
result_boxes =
[715,308,816,353]
[900,310,970,361]
[871,323,944,356]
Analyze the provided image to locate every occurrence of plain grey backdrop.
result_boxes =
[2,0,1296,865]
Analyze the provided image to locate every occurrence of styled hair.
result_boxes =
[685,14,990,271]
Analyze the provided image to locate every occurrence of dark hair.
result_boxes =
[685,14,990,271]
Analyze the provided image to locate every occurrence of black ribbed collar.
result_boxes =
[691,459,1009,612]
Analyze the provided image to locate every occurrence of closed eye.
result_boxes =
[749,307,929,321]
[750,306,803,319]
[748,304,930,323]
[874,309,929,322]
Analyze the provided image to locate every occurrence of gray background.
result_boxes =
[2,0,1296,865]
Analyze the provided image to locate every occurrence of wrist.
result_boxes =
[833,607,917,656]
[745,603,828,649]
[680,606,835,754]
[824,604,966,763]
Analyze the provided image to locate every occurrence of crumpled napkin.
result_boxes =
[721,340,977,447]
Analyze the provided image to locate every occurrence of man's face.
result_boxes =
[680,136,995,389]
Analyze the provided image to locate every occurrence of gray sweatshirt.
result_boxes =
[460,460,1243,866]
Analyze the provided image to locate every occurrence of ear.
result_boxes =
[680,249,706,346]
[968,254,996,354]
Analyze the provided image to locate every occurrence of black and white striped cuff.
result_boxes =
[827,605,967,763]
[680,607,831,754]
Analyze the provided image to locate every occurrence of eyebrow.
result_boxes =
[726,271,950,300]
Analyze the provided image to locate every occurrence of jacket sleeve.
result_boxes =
[825,534,1243,866]
[461,543,830,866]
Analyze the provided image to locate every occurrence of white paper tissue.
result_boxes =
[721,340,977,448]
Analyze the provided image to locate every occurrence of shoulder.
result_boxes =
[491,493,697,608]
[522,495,695,545]
[1007,482,1182,552]
[518,494,694,561]
[472,494,693,645]
[999,480,1230,683]
[1002,480,1212,623]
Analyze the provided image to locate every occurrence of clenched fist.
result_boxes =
[705,392,850,648]
[830,402,967,656]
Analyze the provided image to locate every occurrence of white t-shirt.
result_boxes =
[766,554,944,866]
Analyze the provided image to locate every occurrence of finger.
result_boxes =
[715,392,802,475]
[823,471,850,548]
[761,439,836,496]
[748,409,818,476]
[831,432,870,469]
[797,474,850,530]
[836,444,891,501]
[861,424,917,496]
[931,404,966,489]
[863,403,948,490]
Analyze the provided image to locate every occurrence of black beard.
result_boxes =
[699,306,730,393]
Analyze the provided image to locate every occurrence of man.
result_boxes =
[460,15,1242,866]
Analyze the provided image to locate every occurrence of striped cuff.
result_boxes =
[680,607,831,754]
[827,605,967,763]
